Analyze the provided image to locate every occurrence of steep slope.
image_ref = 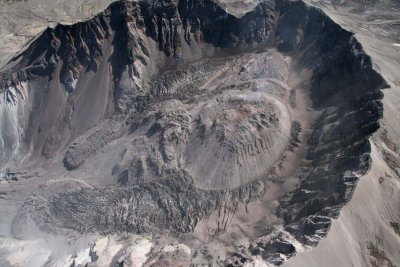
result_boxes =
[0,0,389,266]
[284,0,400,266]
[0,0,121,68]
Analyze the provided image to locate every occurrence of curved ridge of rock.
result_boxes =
[0,0,388,265]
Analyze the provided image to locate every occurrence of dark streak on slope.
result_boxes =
[0,0,389,265]
[275,0,387,248]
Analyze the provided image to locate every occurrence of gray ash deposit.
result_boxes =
[0,0,387,266]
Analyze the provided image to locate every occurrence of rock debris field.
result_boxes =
[0,0,389,266]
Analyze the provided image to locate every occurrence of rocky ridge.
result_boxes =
[0,0,388,265]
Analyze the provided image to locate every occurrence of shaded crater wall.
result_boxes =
[274,0,386,245]
[0,0,388,262]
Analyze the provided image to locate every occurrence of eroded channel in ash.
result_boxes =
[0,0,387,265]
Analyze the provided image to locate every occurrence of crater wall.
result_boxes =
[0,0,388,265]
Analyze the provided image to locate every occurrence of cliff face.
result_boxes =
[0,0,276,167]
[275,0,386,247]
[0,0,387,265]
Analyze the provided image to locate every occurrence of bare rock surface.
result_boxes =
[284,0,400,266]
[0,0,391,266]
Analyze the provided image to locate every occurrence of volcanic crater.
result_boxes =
[0,0,387,265]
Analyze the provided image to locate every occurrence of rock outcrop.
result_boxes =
[0,0,387,265]
[275,0,386,248]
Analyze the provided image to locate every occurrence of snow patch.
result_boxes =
[162,243,191,255]
[91,236,123,266]
[128,238,153,266]
[65,78,78,95]
[0,238,51,267]
[0,82,29,166]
